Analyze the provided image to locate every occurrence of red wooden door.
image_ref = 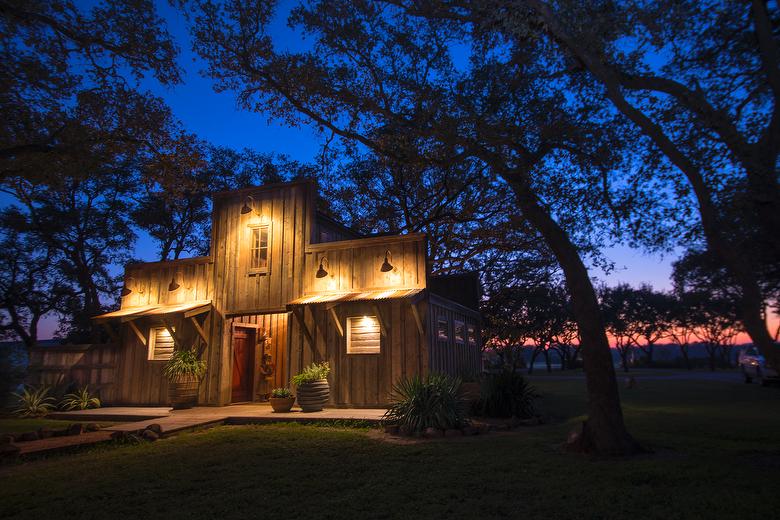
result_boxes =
[231,330,254,403]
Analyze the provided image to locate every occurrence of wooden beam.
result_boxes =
[291,306,315,352]
[410,301,425,337]
[328,306,344,337]
[162,317,182,349]
[370,303,387,337]
[184,304,212,319]
[127,320,147,346]
[101,322,119,344]
[190,315,209,345]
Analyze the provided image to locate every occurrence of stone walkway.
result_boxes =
[12,405,386,458]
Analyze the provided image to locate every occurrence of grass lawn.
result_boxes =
[1,374,779,519]
[0,418,100,435]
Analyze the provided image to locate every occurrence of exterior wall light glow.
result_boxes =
[316,256,329,278]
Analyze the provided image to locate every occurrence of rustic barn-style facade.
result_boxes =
[87,179,480,407]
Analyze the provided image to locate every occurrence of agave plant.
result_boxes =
[383,374,466,433]
[61,386,101,411]
[12,386,56,417]
[163,348,207,381]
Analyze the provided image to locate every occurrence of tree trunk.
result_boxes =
[679,345,691,370]
[509,177,641,455]
[544,349,552,372]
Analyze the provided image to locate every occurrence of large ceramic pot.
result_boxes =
[296,379,329,412]
[169,375,200,410]
[269,396,295,413]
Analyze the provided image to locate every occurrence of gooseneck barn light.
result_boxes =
[380,250,394,272]
[316,256,329,278]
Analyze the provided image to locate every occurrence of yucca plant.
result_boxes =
[383,374,467,433]
[12,385,56,417]
[163,348,207,381]
[61,386,101,410]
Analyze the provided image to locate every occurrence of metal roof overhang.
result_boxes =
[92,300,212,322]
[287,288,424,306]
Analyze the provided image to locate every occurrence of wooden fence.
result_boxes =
[27,343,118,402]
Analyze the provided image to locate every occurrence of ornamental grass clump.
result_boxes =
[12,385,56,417]
[383,374,467,433]
[61,386,101,410]
[163,348,207,381]
[290,361,330,386]
[271,387,293,398]
[475,370,538,418]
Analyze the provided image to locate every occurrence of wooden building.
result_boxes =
[92,179,481,407]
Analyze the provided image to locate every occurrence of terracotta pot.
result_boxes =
[269,396,295,413]
[168,375,200,410]
[296,379,329,412]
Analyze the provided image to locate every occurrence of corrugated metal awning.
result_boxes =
[288,288,423,306]
[92,300,212,322]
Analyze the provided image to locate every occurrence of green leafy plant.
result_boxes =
[475,370,538,418]
[383,374,467,433]
[291,361,330,386]
[11,385,56,417]
[163,348,207,381]
[271,387,293,398]
[61,386,101,410]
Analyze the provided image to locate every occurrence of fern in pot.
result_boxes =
[164,348,207,410]
[291,362,330,412]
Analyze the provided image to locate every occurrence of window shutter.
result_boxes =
[347,316,381,354]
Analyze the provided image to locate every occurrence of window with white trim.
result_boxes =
[346,316,381,354]
[437,316,449,341]
[249,224,270,273]
[148,326,174,361]
[454,320,465,345]
[467,324,477,346]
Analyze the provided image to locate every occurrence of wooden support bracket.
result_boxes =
[327,305,344,337]
[127,320,147,346]
[162,317,183,349]
[190,314,209,345]
[370,303,387,337]
[291,306,316,353]
[410,301,425,337]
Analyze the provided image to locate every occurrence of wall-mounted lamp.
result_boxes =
[120,276,133,297]
[168,275,180,292]
[380,250,394,272]
[240,195,255,215]
[316,256,329,278]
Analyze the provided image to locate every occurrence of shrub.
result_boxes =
[271,387,292,398]
[291,361,330,386]
[383,374,467,433]
[12,385,56,417]
[163,348,207,381]
[475,370,538,418]
[61,386,101,410]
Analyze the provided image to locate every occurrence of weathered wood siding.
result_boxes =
[304,234,427,294]
[289,300,428,407]
[211,181,314,314]
[428,295,481,378]
[27,344,117,402]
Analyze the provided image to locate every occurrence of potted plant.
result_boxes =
[163,348,207,410]
[269,387,295,413]
[291,361,330,412]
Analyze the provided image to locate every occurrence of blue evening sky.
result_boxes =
[17,1,678,338]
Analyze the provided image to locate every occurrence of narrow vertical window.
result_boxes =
[437,317,449,341]
[148,326,174,361]
[249,224,270,273]
[454,320,465,345]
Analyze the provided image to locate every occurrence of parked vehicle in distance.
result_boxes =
[738,346,779,386]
